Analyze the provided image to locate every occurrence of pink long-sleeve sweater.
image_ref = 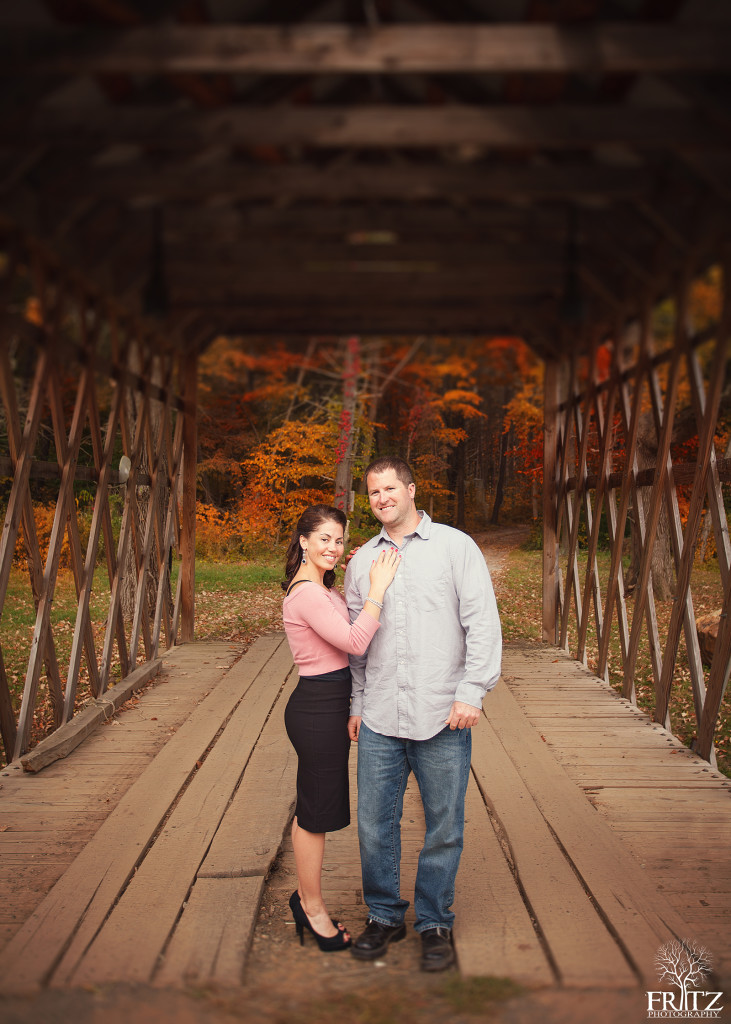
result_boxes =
[283,582,380,676]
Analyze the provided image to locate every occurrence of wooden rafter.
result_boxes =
[6,104,722,150]
[4,24,731,75]
[42,162,654,204]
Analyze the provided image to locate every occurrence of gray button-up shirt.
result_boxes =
[344,511,502,741]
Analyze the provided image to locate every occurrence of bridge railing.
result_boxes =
[0,228,197,764]
[543,265,731,766]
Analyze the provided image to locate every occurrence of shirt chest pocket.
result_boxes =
[416,571,450,613]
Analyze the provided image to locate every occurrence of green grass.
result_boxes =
[190,558,282,593]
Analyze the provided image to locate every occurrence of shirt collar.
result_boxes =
[376,510,432,545]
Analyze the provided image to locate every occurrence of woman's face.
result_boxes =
[301,519,344,574]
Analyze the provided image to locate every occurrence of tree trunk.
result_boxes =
[455,437,466,531]
[334,336,360,514]
[490,428,509,525]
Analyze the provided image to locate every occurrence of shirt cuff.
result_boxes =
[454,681,491,708]
[350,695,363,716]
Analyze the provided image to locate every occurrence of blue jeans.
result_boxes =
[356,722,472,933]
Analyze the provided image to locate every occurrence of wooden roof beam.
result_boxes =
[5,24,731,75]
[6,104,723,149]
[43,161,654,203]
[167,300,554,337]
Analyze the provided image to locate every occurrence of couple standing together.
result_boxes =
[282,456,502,972]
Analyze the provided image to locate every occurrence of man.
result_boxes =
[344,456,502,972]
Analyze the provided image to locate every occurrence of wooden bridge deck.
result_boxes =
[0,635,729,1001]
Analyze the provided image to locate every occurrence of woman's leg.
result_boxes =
[291,817,347,939]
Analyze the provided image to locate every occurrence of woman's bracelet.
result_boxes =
[365,596,384,609]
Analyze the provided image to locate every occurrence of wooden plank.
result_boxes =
[155,876,264,987]
[471,717,635,987]
[69,640,295,985]
[19,659,161,773]
[453,779,553,987]
[9,105,724,150]
[172,302,543,338]
[199,671,297,878]
[5,24,731,75]
[51,162,651,204]
[480,679,696,987]
[0,634,285,994]
[539,730,679,746]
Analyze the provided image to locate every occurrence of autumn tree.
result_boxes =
[197,337,303,508]
[194,333,543,552]
[504,359,544,520]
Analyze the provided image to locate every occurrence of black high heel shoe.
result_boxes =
[289,891,352,952]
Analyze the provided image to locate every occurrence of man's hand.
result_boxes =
[445,701,481,730]
[348,715,362,741]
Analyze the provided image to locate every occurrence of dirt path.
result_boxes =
[473,524,532,586]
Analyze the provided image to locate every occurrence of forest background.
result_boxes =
[195,332,542,557]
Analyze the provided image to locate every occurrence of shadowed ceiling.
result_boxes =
[2,0,731,358]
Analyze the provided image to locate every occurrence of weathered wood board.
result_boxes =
[0,636,286,992]
[155,876,265,987]
[453,779,553,985]
[70,640,296,986]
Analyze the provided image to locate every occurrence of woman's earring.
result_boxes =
[301,550,307,564]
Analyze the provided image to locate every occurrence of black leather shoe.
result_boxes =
[350,918,407,960]
[420,927,455,972]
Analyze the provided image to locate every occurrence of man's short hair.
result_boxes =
[364,456,414,489]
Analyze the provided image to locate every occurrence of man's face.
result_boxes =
[366,468,416,529]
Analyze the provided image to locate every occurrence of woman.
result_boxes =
[282,504,399,952]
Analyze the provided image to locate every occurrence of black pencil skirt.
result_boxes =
[284,666,352,833]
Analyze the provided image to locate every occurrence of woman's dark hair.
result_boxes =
[282,504,347,592]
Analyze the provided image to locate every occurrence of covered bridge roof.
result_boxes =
[2,0,731,358]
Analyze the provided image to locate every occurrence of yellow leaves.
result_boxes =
[247,417,338,492]
[433,426,468,446]
[439,389,486,419]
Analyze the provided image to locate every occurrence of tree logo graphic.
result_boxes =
[647,939,724,1018]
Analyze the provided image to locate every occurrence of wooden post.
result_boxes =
[542,356,559,644]
[180,345,197,642]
